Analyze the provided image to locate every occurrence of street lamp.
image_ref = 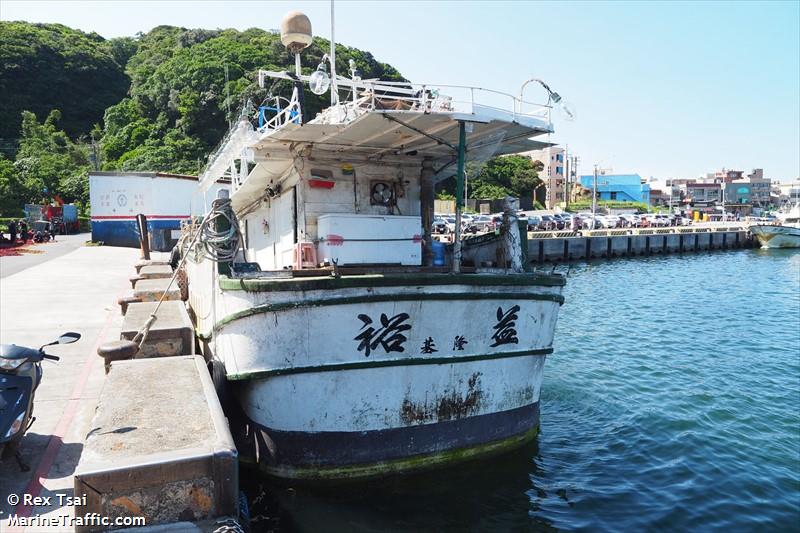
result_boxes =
[518,78,576,121]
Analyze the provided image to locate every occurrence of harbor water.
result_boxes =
[244,248,800,531]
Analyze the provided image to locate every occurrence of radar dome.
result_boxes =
[280,11,313,53]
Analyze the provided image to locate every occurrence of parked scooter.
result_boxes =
[32,230,51,243]
[0,332,80,470]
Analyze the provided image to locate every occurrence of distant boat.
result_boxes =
[750,204,800,248]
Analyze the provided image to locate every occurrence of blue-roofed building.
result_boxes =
[578,174,650,204]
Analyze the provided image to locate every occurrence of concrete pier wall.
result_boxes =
[527,230,753,263]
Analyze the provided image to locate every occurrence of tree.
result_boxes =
[12,110,90,207]
[99,26,405,174]
[0,22,130,141]
[437,155,543,200]
[0,155,25,216]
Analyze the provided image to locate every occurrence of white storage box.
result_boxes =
[317,214,422,266]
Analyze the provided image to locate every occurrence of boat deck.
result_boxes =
[219,267,567,292]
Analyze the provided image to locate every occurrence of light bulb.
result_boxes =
[309,69,330,95]
[559,101,576,121]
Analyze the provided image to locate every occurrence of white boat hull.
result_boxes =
[188,267,564,479]
[751,225,800,248]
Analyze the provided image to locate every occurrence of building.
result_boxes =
[649,189,668,207]
[578,173,650,204]
[520,146,565,209]
[777,180,800,205]
[685,182,721,208]
[710,168,744,183]
[725,182,752,212]
[89,172,228,250]
[736,168,771,207]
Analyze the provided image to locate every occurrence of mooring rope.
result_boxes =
[132,198,241,348]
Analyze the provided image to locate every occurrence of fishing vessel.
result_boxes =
[184,10,568,480]
[750,203,800,248]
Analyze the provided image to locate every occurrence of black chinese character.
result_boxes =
[421,337,438,354]
[355,312,411,357]
[491,305,520,347]
[453,335,468,351]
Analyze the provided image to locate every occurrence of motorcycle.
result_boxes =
[0,332,80,470]
[32,230,51,243]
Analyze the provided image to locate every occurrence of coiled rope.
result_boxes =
[132,198,242,348]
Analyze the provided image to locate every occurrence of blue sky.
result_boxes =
[2,0,798,183]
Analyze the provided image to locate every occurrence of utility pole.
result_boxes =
[592,164,598,219]
[570,155,579,205]
[564,145,569,211]
[668,179,673,214]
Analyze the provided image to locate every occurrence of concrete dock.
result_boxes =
[457,224,754,267]
[1,238,238,532]
[74,356,237,531]
[0,236,142,531]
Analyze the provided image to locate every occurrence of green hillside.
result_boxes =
[0,21,403,215]
[0,22,132,146]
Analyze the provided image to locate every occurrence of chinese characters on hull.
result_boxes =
[491,305,520,347]
[354,304,522,357]
[421,337,438,354]
[453,335,468,351]
[355,313,411,357]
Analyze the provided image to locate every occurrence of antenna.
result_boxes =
[224,64,231,129]
[330,0,339,105]
[280,11,313,123]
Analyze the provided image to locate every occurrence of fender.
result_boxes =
[0,374,33,444]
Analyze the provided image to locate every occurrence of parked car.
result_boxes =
[578,213,601,229]
[539,215,558,231]
[603,214,622,228]
[443,216,457,233]
[640,214,657,227]
[471,215,494,232]
[432,217,448,234]
[552,214,567,230]
[527,215,543,231]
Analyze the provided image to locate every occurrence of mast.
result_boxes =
[330,0,339,105]
[453,121,466,273]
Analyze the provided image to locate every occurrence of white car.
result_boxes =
[604,214,622,228]
[471,215,494,232]
[579,213,601,229]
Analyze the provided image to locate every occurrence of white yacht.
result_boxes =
[750,204,800,248]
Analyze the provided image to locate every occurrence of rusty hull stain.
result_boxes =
[400,372,483,424]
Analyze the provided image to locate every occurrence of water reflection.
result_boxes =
[244,441,556,532]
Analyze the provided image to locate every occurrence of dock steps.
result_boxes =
[120,301,194,357]
[133,278,182,302]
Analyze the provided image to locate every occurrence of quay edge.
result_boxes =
[448,226,754,266]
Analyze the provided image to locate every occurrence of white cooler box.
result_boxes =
[317,214,422,266]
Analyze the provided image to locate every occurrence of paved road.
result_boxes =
[0,243,142,530]
[0,233,92,279]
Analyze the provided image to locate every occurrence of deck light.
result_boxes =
[519,78,576,121]
[310,62,331,95]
